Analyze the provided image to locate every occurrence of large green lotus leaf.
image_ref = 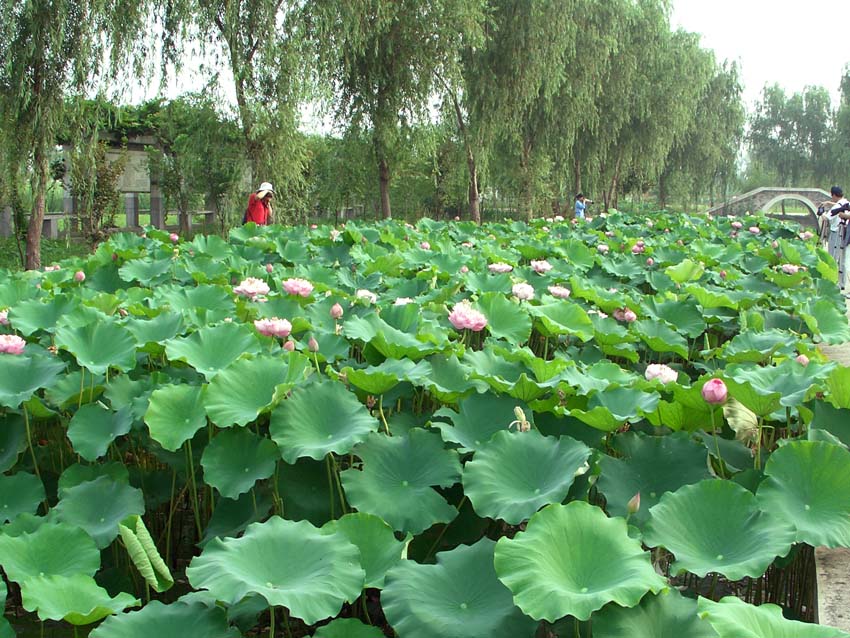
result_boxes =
[643,298,707,339]
[58,462,129,497]
[145,384,207,451]
[21,574,139,624]
[201,428,278,498]
[826,366,850,409]
[165,322,261,379]
[0,413,26,471]
[206,353,311,428]
[190,234,233,259]
[432,392,524,452]
[802,298,850,344]
[44,369,105,409]
[0,522,100,583]
[697,596,850,638]
[200,491,273,547]
[569,386,660,431]
[90,601,242,638]
[811,402,850,446]
[52,476,145,548]
[416,355,488,403]
[556,360,635,395]
[528,301,594,341]
[104,372,164,421]
[719,330,796,363]
[55,321,138,375]
[643,480,795,580]
[153,284,236,326]
[118,257,174,285]
[344,313,445,360]
[756,440,850,546]
[463,430,590,524]
[494,501,666,622]
[665,259,705,283]
[596,432,712,528]
[685,284,740,310]
[0,472,44,522]
[276,458,334,526]
[186,516,364,624]
[383,538,538,638]
[313,618,384,638]
[341,358,421,395]
[341,429,461,534]
[593,589,717,638]
[476,292,532,343]
[0,354,66,409]
[271,378,378,463]
[632,320,689,358]
[9,295,79,335]
[721,378,781,417]
[725,361,828,409]
[123,312,185,347]
[67,403,133,461]
[0,581,12,638]
[463,350,552,402]
[321,513,408,588]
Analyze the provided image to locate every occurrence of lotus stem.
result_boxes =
[269,605,275,638]
[709,407,727,479]
[361,595,373,625]
[331,457,347,515]
[78,368,85,410]
[708,572,720,600]
[326,454,335,520]
[755,417,764,470]
[283,608,293,638]
[165,469,177,566]
[22,406,47,512]
[185,443,204,540]
[378,395,390,435]
[424,496,467,561]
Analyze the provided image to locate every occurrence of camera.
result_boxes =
[586,199,594,204]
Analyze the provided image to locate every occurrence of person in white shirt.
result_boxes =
[824,186,850,292]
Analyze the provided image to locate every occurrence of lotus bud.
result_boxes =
[330,303,344,320]
[627,492,641,515]
[283,340,295,352]
[74,270,85,282]
[719,270,727,279]
[646,258,654,267]
[310,224,318,230]
[266,263,274,274]
[509,407,531,432]
[308,336,319,352]
[169,233,179,243]
[795,354,810,366]
[460,265,469,274]
[420,241,431,250]
[701,378,728,405]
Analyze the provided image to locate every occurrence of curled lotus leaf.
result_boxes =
[90,600,242,638]
[593,589,717,638]
[20,574,139,624]
[697,596,850,638]
[313,619,385,638]
[321,513,408,588]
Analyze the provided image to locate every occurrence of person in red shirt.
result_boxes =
[244,182,274,225]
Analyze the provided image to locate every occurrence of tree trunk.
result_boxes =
[607,154,623,211]
[520,140,534,222]
[25,144,50,270]
[467,158,481,224]
[658,172,668,210]
[378,158,392,219]
[573,157,582,195]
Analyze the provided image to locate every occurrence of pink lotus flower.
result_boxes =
[605,231,615,237]
[283,340,295,352]
[393,297,414,306]
[0,334,25,355]
[781,264,800,275]
[420,241,431,250]
[266,264,274,274]
[169,233,179,243]
[799,231,814,241]
[748,226,760,234]
[460,265,469,274]
[448,301,488,332]
[330,303,344,319]
[310,224,318,230]
[631,244,645,254]
[283,278,314,297]
[74,271,85,282]
[613,308,637,322]
[796,354,810,366]
[597,244,609,254]
[512,283,535,301]
[44,265,60,272]
[0,309,9,326]
[719,270,727,279]
[771,240,779,249]
[356,289,377,304]
[488,263,513,274]
[530,260,553,273]
[645,364,678,384]
[731,221,743,230]
[234,277,270,300]
[636,240,645,248]
[547,285,571,299]
[701,378,728,404]
[646,258,654,267]
[254,317,292,338]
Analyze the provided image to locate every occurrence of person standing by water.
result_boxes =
[244,182,275,225]
[823,186,850,293]
[574,194,592,220]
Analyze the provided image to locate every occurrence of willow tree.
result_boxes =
[0,0,153,269]
[309,0,486,219]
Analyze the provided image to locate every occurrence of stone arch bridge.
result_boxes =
[706,187,832,229]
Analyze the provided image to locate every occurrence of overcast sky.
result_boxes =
[671,0,850,107]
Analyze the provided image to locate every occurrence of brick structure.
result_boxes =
[707,187,832,229]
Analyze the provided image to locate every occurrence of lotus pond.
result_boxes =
[1,212,850,637]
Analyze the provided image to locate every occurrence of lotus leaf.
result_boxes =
[593,589,717,638]
[145,384,207,451]
[632,320,689,358]
[0,354,66,409]
[186,516,365,624]
[432,392,528,452]
[725,360,830,409]
[417,355,488,403]
[697,596,850,637]
[0,522,100,583]
[201,428,279,498]
[321,513,408,588]
[55,321,138,375]
[463,430,590,524]
[165,322,261,379]
[124,312,185,346]
[52,476,145,548]
[201,491,273,547]
[9,295,79,335]
[383,539,538,638]
[341,429,461,534]
[271,378,378,463]
[20,574,139,624]
[119,515,173,592]
[0,472,44,522]
[528,301,594,341]
[313,618,385,638]
[118,257,174,285]
[340,358,421,395]
[643,480,795,579]
[90,601,242,638]
[344,313,446,360]
[58,462,129,496]
[756,440,850,546]
[276,458,335,526]
[0,413,26,471]
[494,501,667,621]
[68,403,133,461]
[476,292,533,343]
[802,298,850,344]
[0,582,12,638]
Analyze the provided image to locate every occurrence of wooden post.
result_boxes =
[125,193,140,228]
[0,206,11,238]
[150,175,164,229]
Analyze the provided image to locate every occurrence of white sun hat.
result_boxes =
[256,182,275,199]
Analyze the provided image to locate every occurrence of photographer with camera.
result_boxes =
[574,193,593,220]
[822,186,850,293]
